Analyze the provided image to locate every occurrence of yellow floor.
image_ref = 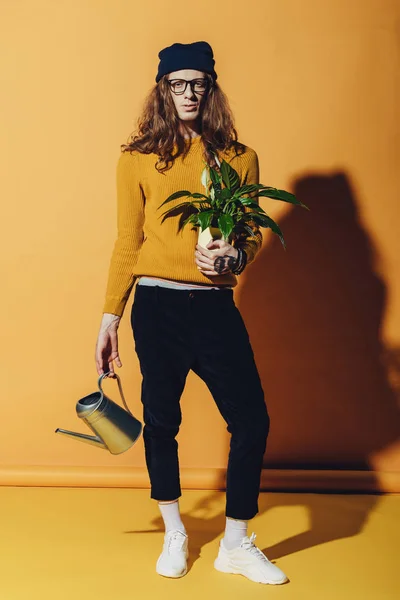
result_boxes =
[1,488,399,599]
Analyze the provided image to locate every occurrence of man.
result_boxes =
[95,40,288,585]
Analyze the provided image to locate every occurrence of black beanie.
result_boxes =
[155,41,217,83]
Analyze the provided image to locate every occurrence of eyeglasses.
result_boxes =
[167,78,209,95]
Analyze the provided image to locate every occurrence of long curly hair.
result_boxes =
[121,72,246,173]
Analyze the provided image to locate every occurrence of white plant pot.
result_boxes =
[198,226,224,251]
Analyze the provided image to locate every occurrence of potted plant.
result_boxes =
[158,152,308,252]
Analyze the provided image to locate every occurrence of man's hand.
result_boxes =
[194,239,239,276]
[95,313,122,377]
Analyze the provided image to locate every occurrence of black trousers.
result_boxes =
[130,283,270,520]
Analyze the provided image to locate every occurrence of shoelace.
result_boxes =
[167,530,187,552]
[240,532,271,563]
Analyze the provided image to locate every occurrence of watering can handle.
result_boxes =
[97,372,134,417]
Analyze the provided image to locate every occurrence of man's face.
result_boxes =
[167,69,208,123]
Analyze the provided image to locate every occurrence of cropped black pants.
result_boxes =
[130,283,270,520]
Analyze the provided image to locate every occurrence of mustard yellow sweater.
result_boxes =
[103,136,262,317]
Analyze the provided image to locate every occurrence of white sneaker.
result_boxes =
[156,529,189,578]
[214,532,288,585]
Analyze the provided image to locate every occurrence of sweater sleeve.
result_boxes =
[102,151,145,317]
[233,148,263,266]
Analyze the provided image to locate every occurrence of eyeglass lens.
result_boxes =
[168,79,208,94]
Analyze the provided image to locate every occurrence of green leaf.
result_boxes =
[236,183,264,195]
[258,188,308,209]
[182,212,199,228]
[220,188,232,200]
[239,198,265,211]
[220,160,240,192]
[244,212,286,248]
[190,192,210,200]
[158,190,192,208]
[222,197,241,214]
[197,210,214,231]
[159,201,202,218]
[209,166,222,191]
[243,224,257,238]
[218,213,234,240]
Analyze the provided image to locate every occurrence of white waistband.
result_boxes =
[137,277,233,291]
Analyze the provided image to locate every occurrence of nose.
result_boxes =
[184,86,197,101]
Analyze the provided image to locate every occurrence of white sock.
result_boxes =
[157,499,187,534]
[222,517,248,550]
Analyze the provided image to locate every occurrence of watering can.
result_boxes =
[55,372,142,454]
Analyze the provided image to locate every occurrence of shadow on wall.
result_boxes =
[238,170,399,473]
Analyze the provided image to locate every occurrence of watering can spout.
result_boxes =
[55,428,107,449]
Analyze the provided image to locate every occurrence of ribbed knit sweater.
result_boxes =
[103,135,262,317]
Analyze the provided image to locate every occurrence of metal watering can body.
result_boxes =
[55,372,142,454]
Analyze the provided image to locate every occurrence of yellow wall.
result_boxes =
[1,1,399,480]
